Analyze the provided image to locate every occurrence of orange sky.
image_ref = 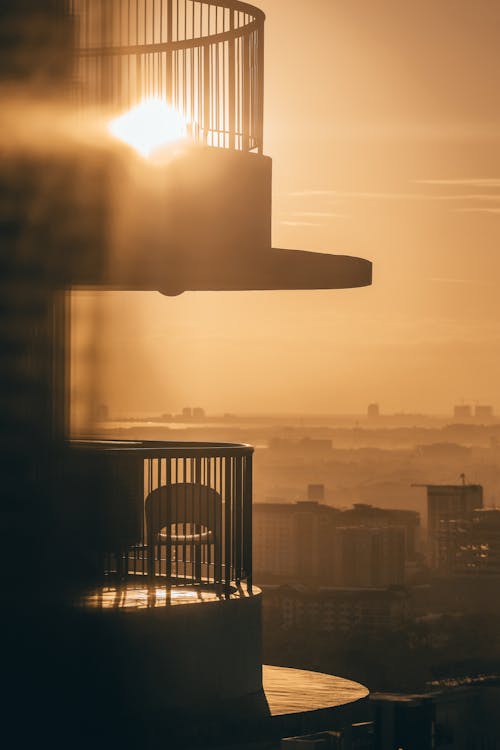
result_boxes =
[73,0,500,419]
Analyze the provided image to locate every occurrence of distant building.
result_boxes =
[253,503,298,577]
[339,504,420,560]
[475,404,494,420]
[192,406,205,418]
[181,406,192,418]
[437,508,500,577]
[426,484,483,568]
[263,584,410,634]
[253,501,419,585]
[332,526,406,587]
[371,681,500,750]
[453,404,471,420]
[367,403,379,419]
[308,483,325,501]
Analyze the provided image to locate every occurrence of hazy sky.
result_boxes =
[74,0,500,418]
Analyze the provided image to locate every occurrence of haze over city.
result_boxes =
[73,0,500,418]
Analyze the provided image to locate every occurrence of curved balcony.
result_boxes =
[71,439,254,599]
[71,0,264,152]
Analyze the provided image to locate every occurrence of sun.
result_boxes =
[108,98,188,158]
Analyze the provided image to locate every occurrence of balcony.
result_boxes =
[70,439,254,604]
[71,0,265,153]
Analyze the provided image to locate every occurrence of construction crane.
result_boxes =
[411,473,467,488]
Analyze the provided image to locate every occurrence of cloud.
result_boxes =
[285,189,500,202]
[278,220,323,227]
[451,207,500,214]
[288,211,350,218]
[416,178,500,188]
[429,277,495,285]
[286,190,339,198]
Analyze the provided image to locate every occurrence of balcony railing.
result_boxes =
[71,0,264,152]
[71,439,253,597]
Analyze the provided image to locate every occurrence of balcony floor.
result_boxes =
[78,580,256,609]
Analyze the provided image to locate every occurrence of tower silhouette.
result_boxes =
[1,1,371,746]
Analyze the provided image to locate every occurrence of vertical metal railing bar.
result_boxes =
[198,459,202,580]
[164,457,171,585]
[216,455,222,587]
[257,20,263,153]
[205,457,209,579]
[136,53,141,101]
[197,44,201,136]
[203,40,209,143]
[192,26,195,122]
[207,456,212,580]
[99,0,105,103]
[181,456,186,581]
[157,455,162,580]
[224,455,231,597]
[154,458,160,581]
[218,6,221,140]
[228,9,235,148]
[235,453,242,584]
[255,27,259,148]
[189,458,194,583]
[208,2,212,141]
[146,457,151,578]
[165,0,173,103]
[173,456,176,581]
[245,451,253,592]
[242,27,249,150]
[214,41,218,145]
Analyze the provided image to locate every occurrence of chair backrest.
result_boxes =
[145,482,222,537]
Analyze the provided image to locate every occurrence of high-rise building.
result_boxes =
[339,504,420,560]
[253,501,336,580]
[2,0,372,746]
[332,526,406,588]
[253,501,418,585]
[367,403,380,419]
[437,508,500,577]
[253,503,298,577]
[426,484,483,568]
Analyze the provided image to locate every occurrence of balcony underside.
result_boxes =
[157,247,373,295]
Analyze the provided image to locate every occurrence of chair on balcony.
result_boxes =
[145,482,222,585]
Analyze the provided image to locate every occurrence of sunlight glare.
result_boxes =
[108,98,188,158]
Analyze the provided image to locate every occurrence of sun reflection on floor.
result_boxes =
[79,582,251,609]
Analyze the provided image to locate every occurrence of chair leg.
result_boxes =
[146,534,155,580]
